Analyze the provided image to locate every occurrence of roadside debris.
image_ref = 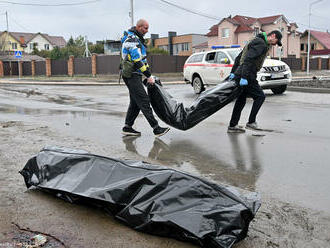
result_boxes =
[12,222,67,248]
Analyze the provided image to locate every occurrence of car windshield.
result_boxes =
[227,49,242,60]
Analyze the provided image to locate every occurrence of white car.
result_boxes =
[183,46,292,94]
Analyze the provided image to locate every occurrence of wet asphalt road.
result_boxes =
[0,84,329,214]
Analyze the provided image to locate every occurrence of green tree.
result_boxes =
[89,42,104,54]
[147,46,169,55]
[50,46,62,59]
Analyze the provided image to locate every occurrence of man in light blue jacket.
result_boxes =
[120,19,170,137]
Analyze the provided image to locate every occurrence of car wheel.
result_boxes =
[271,85,287,95]
[192,76,205,94]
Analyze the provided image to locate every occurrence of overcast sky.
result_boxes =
[0,0,329,42]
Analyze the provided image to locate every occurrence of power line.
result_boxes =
[288,18,329,32]
[157,0,221,21]
[311,13,330,22]
[0,0,101,6]
[9,14,30,31]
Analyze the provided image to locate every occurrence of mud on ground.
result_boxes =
[1,120,329,248]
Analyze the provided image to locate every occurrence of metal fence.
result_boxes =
[74,57,92,75]
[1,55,329,77]
[23,62,32,76]
[51,59,68,75]
[96,55,120,74]
[35,61,46,75]
[322,58,328,70]
[3,62,11,76]
[282,57,302,71]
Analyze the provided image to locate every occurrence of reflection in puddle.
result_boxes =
[121,135,263,191]
[0,103,126,118]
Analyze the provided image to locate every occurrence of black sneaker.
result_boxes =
[122,126,141,136]
[153,126,170,137]
[227,125,246,133]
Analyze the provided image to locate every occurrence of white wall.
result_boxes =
[25,34,54,53]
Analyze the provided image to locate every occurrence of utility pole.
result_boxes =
[129,0,134,27]
[84,36,91,57]
[2,11,9,52]
[279,15,282,61]
[307,0,323,75]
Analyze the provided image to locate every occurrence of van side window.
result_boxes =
[205,52,216,63]
[215,51,230,64]
[187,54,204,63]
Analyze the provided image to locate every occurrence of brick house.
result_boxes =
[149,32,207,56]
[206,15,301,58]
[300,30,330,58]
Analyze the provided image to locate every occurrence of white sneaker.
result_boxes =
[246,122,261,130]
[227,125,246,133]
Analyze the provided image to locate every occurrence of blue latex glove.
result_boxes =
[239,78,248,86]
[229,73,235,80]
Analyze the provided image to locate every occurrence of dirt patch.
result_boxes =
[0,120,329,248]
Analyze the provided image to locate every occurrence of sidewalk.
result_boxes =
[1,71,330,88]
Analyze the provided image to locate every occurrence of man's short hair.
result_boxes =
[267,30,282,46]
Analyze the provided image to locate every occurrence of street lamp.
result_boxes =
[307,0,323,74]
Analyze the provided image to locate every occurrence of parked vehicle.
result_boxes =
[183,46,292,94]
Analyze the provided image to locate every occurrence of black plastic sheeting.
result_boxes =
[20,146,261,248]
[147,80,242,130]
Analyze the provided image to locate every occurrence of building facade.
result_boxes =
[206,15,301,58]
[150,32,207,56]
[300,30,330,58]
[0,31,66,53]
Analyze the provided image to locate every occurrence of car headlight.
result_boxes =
[261,76,266,81]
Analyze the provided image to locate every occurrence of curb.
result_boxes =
[287,86,330,94]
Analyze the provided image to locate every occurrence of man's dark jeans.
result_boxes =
[123,74,158,129]
[229,76,265,127]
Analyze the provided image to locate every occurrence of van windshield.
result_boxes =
[227,49,242,61]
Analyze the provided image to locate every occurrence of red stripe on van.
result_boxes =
[184,63,233,68]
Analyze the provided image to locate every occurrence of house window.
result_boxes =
[12,42,17,49]
[311,43,315,50]
[300,43,304,51]
[173,44,179,55]
[181,43,189,51]
[222,28,229,38]
[44,44,50,50]
[30,43,34,49]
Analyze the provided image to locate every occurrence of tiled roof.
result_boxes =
[206,25,218,37]
[310,30,330,49]
[8,31,35,44]
[235,25,254,33]
[0,31,66,47]
[232,15,258,25]
[258,15,282,25]
[43,34,66,47]
[207,14,292,35]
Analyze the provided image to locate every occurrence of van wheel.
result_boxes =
[192,76,205,94]
[271,85,287,95]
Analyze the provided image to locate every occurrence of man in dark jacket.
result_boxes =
[120,19,170,137]
[227,30,282,133]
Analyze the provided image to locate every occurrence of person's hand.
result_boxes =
[239,78,248,86]
[229,73,235,80]
[147,76,155,84]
